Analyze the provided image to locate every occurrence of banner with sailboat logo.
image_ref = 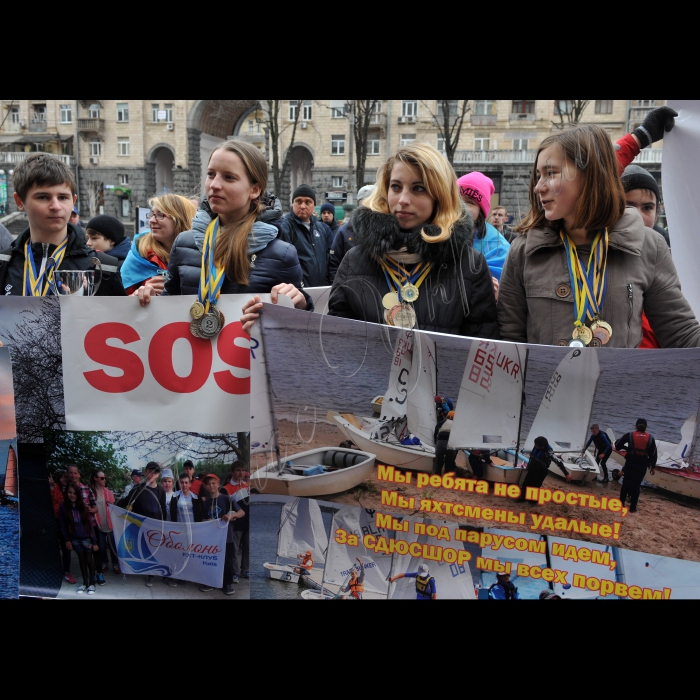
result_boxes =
[110,505,229,588]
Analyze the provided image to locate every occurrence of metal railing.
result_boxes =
[631,149,662,164]
[77,118,105,131]
[0,152,75,165]
[509,112,536,122]
[471,114,497,126]
[453,149,537,164]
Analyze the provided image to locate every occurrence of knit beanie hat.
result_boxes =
[621,165,661,203]
[86,215,125,244]
[292,184,316,203]
[320,202,335,215]
[457,172,495,218]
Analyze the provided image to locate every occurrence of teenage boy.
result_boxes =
[0,153,125,296]
[85,215,132,265]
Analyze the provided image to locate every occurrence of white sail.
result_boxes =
[449,340,525,450]
[525,348,600,452]
[668,415,696,462]
[378,329,414,423]
[388,516,475,600]
[322,506,392,595]
[249,315,274,455]
[276,498,329,565]
[405,331,438,447]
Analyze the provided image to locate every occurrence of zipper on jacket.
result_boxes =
[627,283,633,346]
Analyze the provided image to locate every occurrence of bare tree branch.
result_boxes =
[420,100,471,165]
[551,100,590,130]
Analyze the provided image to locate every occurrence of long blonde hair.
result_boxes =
[362,142,464,243]
[139,194,197,263]
[208,140,267,285]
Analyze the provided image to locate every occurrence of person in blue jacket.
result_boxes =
[390,563,437,599]
[488,571,520,599]
[583,423,613,483]
[457,171,510,290]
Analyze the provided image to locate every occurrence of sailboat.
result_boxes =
[606,414,700,500]
[250,318,376,497]
[0,444,18,505]
[300,505,392,599]
[524,348,600,482]
[449,340,531,483]
[263,497,329,583]
[327,329,438,473]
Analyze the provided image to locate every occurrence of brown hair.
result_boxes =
[208,140,266,285]
[138,194,197,264]
[12,153,76,201]
[516,124,626,234]
[363,142,464,244]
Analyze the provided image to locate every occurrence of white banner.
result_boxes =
[110,504,228,588]
[61,295,258,432]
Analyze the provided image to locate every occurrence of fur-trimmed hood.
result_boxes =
[352,205,474,268]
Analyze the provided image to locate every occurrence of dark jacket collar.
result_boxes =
[523,207,646,258]
[352,205,474,268]
[12,222,90,257]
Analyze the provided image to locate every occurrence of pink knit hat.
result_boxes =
[457,172,495,219]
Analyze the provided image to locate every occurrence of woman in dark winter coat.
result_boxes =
[137,140,309,312]
[325,142,499,337]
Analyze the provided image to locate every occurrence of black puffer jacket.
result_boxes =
[328,206,499,338]
[164,209,309,303]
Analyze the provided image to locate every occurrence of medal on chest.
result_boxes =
[190,218,226,338]
[380,255,431,329]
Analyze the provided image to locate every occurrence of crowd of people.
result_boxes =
[50,460,250,596]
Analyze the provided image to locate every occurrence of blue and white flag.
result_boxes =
[110,505,228,588]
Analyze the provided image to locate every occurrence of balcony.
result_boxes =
[629,106,654,123]
[632,149,662,164]
[78,118,105,132]
[29,121,47,133]
[369,112,386,125]
[453,149,537,165]
[0,152,75,166]
[471,114,497,127]
[509,112,536,123]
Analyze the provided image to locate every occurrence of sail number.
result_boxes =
[544,371,562,402]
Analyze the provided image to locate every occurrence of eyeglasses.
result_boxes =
[147,211,172,221]
[97,476,106,480]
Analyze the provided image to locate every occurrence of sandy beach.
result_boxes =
[251,419,700,563]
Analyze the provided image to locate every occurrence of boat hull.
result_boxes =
[251,446,376,497]
[263,562,301,583]
[550,451,600,483]
[327,411,435,473]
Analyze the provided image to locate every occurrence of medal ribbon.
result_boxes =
[199,218,226,313]
[560,229,609,327]
[380,256,432,301]
[23,237,69,296]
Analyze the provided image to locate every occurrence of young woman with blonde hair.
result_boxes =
[138,140,309,323]
[325,142,498,337]
[121,193,197,294]
[497,124,700,348]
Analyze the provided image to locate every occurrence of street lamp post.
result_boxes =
[346,101,354,205]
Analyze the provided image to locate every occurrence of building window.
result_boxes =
[121,198,131,218]
[331,135,346,156]
[437,100,459,117]
[595,100,613,114]
[400,133,416,146]
[474,134,490,150]
[402,100,418,117]
[473,100,494,116]
[32,104,47,122]
[118,137,130,156]
[10,108,19,124]
[89,140,101,157]
[164,104,173,122]
[120,174,129,185]
[636,100,656,108]
[554,100,573,115]
[289,100,298,121]
[437,137,446,153]
[60,104,72,123]
[116,103,129,122]
[151,103,159,122]
[511,100,535,114]
[247,119,261,134]
[88,103,100,119]
[513,139,528,151]
[368,139,381,155]
[332,176,344,187]
[331,100,345,118]
[302,100,312,121]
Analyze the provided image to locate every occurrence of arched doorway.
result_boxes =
[290,145,314,199]
[153,146,174,194]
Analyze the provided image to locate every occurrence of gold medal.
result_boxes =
[402,283,419,303]
[190,300,205,320]
[591,319,612,344]
[383,292,399,310]
[390,304,417,329]
[573,325,592,345]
